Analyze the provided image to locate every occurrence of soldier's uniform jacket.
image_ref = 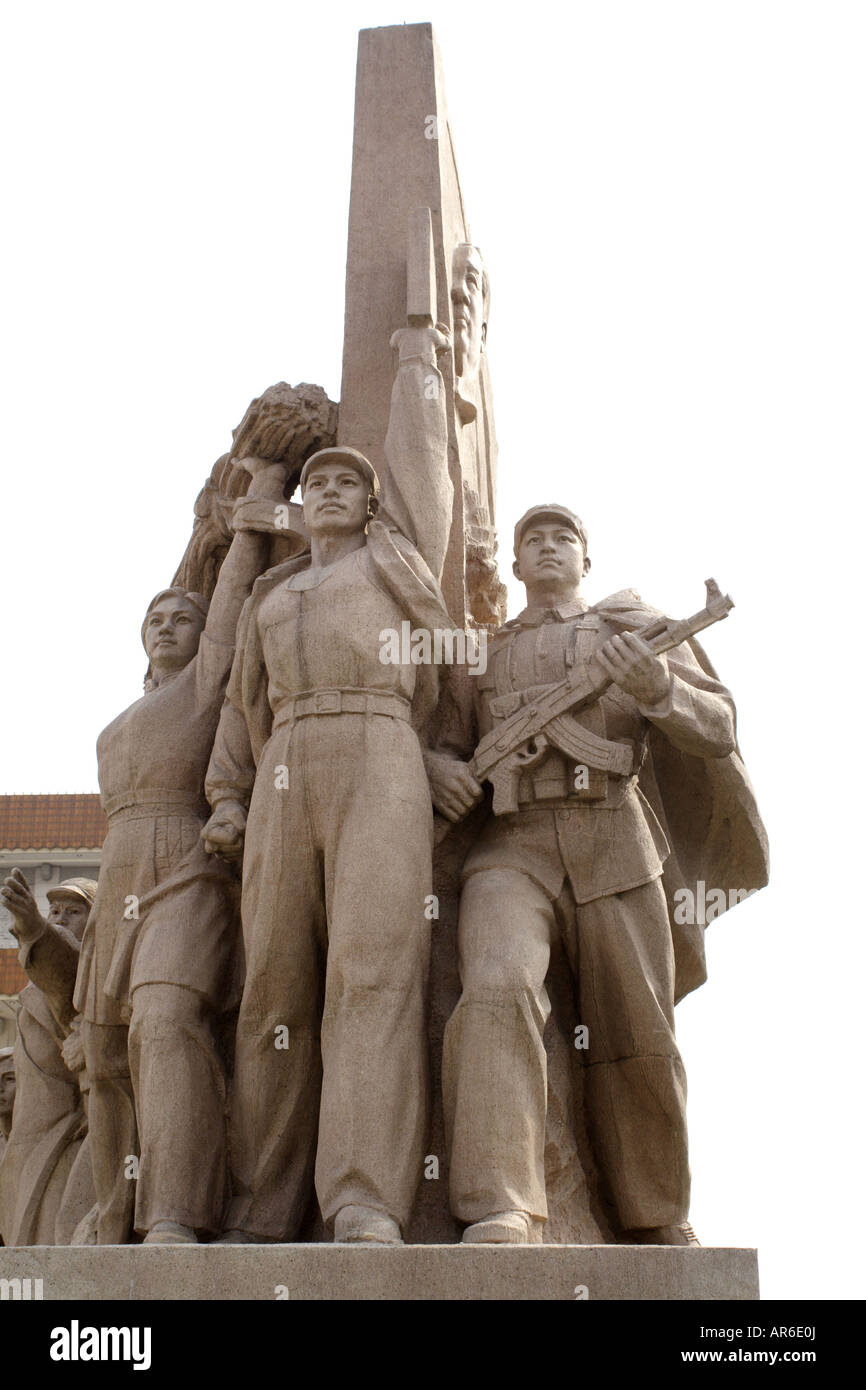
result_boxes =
[444,589,769,1000]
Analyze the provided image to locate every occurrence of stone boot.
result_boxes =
[143,1221,198,1245]
[462,1210,542,1244]
[334,1204,403,1244]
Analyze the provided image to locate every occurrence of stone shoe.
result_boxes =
[462,1210,541,1244]
[143,1221,198,1245]
[333,1204,403,1244]
[622,1222,701,1246]
[211,1228,264,1245]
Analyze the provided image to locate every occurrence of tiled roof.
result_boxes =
[0,795,107,850]
[0,950,28,995]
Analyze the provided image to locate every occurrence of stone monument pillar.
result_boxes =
[339,23,503,628]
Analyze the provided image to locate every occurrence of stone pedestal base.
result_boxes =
[0,1244,758,1300]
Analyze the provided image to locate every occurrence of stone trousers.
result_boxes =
[128,984,228,1236]
[85,987,229,1240]
[82,1021,137,1245]
[443,868,689,1232]
[225,712,433,1239]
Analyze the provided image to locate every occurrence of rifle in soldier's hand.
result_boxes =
[434,579,734,837]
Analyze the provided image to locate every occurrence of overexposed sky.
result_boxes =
[1,1,863,1298]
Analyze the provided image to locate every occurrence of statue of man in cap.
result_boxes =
[203,445,458,1245]
[427,503,768,1245]
[0,874,98,1245]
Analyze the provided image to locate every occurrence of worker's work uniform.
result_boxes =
[76,633,241,1242]
[207,541,443,1238]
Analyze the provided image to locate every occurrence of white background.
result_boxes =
[1,1,863,1299]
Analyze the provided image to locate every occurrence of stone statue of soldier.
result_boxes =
[427,503,768,1245]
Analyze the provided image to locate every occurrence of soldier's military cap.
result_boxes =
[300,447,380,497]
[47,878,98,910]
[513,504,588,557]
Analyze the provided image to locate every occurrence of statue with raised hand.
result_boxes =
[203,438,460,1247]
[0,874,98,1245]
[74,443,300,1247]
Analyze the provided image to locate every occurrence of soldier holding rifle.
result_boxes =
[427,503,767,1245]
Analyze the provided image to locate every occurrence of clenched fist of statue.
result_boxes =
[240,457,294,501]
[596,630,672,706]
[201,800,248,861]
[1,868,45,944]
[424,750,484,823]
[61,1021,86,1074]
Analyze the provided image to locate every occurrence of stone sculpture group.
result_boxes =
[0,23,768,1256]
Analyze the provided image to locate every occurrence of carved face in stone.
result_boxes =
[451,244,488,388]
[301,461,371,537]
[47,893,91,943]
[0,1059,15,1129]
[142,595,206,676]
[514,520,588,597]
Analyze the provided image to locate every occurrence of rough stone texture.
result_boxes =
[230,382,338,481]
[0,1244,758,1301]
[173,382,336,599]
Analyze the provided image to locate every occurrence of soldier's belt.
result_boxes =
[273,689,412,725]
[105,792,208,820]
